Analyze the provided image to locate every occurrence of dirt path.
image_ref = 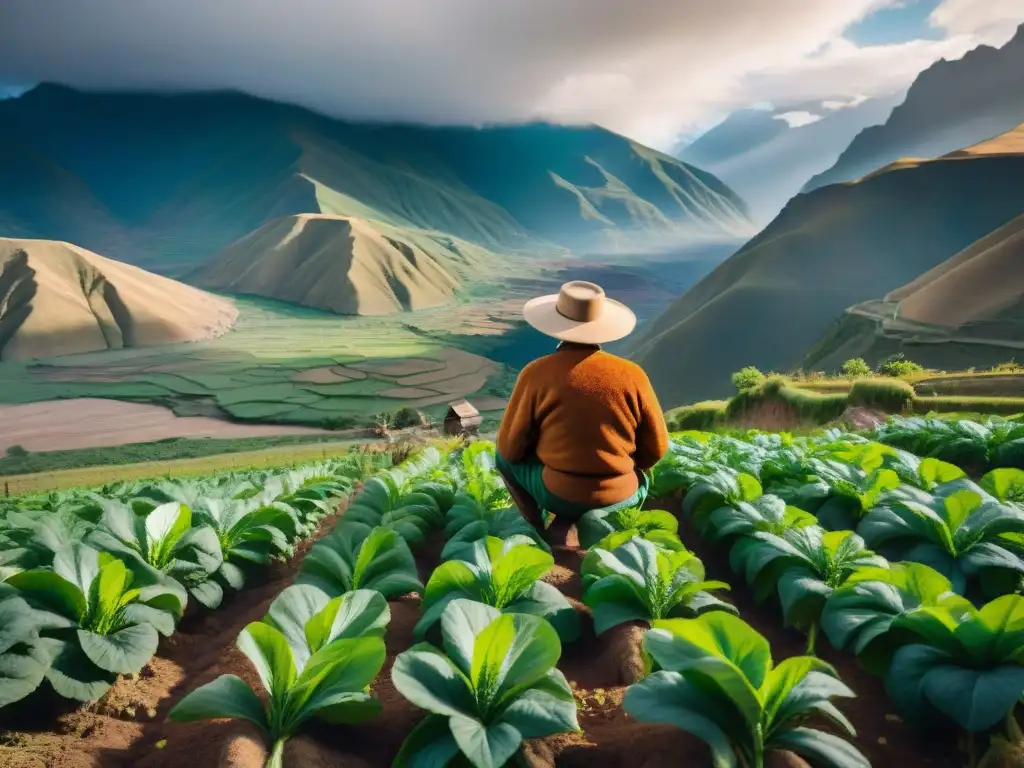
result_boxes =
[0,400,336,453]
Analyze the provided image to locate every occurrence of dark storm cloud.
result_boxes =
[0,0,1019,146]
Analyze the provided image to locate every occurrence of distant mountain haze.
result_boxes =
[805,23,1024,192]
[0,85,754,284]
[678,94,904,225]
[630,120,1024,407]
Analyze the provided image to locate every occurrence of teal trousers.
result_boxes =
[495,451,650,522]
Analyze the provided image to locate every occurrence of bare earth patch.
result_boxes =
[291,366,357,384]
[470,396,509,411]
[0,399,335,453]
[346,358,445,377]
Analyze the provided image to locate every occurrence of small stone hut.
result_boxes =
[444,399,482,437]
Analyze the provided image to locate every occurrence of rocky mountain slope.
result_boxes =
[805,24,1024,192]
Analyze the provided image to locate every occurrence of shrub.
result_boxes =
[841,358,872,378]
[5,445,28,457]
[848,378,915,413]
[731,366,765,392]
[392,407,421,429]
[667,401,727,430]
[990,360,1024,373]
[877,353,924,378]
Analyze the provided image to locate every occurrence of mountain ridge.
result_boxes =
[678,95,902,225]
[0,85,754,279]
[630,121,1024,406]
[804,24,1024,192]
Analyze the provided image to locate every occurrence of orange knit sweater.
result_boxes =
[496,344,670,506]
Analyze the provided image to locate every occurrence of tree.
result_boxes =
[731,366,765,392]
[841,358,871,378]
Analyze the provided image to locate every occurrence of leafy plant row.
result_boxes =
[167,440,869,767]
[0,451,400,709]
[872,415,1024,472]
[657,428,1024,766]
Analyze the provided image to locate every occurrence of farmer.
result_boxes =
[496,280,669,546]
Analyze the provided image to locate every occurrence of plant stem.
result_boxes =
[1007,704,1024,743]
[806,622,819,656]
[967,731,977,768]
[266,737,287,768]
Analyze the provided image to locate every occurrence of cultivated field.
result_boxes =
[0,297,511,432]
[4,423,1024,767]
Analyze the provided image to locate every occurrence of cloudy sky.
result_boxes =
[0,0,1022,149]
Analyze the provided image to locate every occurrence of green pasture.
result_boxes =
[0,297,515,428]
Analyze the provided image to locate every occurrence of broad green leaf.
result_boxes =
[649,613,771,689]
[772,727,869,768]
[622,670,738,768]
[41,637,117,701]
[168,674,270,733]
[497,676,580,738]
[922,664,1024,732]
[981,468,1024,504]
[5,569,86,621]
[449,714,521,768]
[304,590,390,653]
[471,613,560,709]
[393,714,461,768]
[440,599,502,677]
[78,624,158,674]
[236,622,296,698]
[391,645,475,718]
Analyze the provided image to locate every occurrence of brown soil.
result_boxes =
[290,366,357,384]
[728,401,805,431]
[841,406,889,430]
[0,494,965,767]
[0,400,335,453]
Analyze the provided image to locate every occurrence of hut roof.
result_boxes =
[446,400,479,419]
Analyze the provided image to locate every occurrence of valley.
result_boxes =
[0,85,751,443]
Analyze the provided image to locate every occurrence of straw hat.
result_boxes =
[522,281,637,344]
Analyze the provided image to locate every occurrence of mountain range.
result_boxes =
[800,126,1024,374]
[804,24,1024,192]
[631,120,1024,406]
[0,84,753,285]
[676,94,903,224]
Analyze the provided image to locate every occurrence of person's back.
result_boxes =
[494,281,669,543]
[497,342,667,506]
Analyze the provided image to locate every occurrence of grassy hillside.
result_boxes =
[630,123,1024,408]
[0,85,753,278]
[0,237,237,361]
[667,366,1024,432]
[805,24,1024,191]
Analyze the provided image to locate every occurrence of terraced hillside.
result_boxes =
[630,122,1024,407]
[802,127,1024,373]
